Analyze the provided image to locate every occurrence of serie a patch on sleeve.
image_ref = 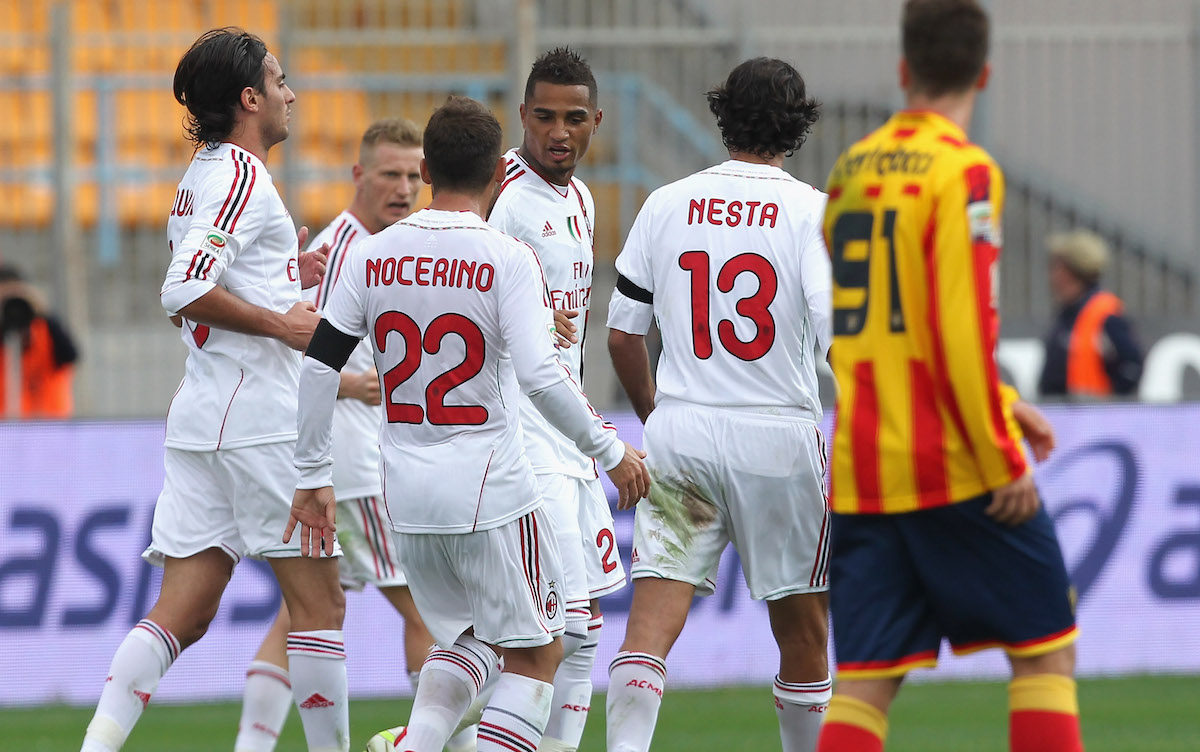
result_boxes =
[967,200,1001,246]
[200,228,232,258]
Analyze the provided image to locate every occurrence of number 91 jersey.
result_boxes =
[607,160,832,418]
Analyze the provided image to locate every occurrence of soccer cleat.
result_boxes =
[364,725,406,752]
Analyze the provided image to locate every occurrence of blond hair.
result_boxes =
[359,117,422,164]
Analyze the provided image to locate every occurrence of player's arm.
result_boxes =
[607,198,658,423]
[288,254,370,555]
[161,177,319,350]
[928,160,1034,523]
[800,214,834,361]
[502,245,649,508]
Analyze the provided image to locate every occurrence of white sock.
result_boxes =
[81,619,180,752]
[773,673,832,752]
[453,654,504,733]
[408,670,421,694]
[234,661,293,752]
[477,672,554,752]
[405,635,498,751]
[605,652,667,752]
[541,612,601,750]
[287,631,349,752]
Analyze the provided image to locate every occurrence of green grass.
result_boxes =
[8,676,1198,751]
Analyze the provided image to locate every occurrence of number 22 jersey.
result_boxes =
[607,160,832,419]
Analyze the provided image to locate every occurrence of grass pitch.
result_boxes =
[7,676,1197,751]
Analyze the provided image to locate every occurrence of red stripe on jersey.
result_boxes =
[828,186,843,200]
[850,361,882,512]
[228,164,257,232]
[216,156,242,228]
[184,249,203,279]
[498,169,525,198]
[313,220,348,308]
[903,183,922,197]
[910,359,949,507]
[216,369,245,450]
[923,212,974,456]
[939,134,966,148]
[864,184,882,198]
[331,229,357,292]
[893,127,917,139]
[966,165,1025,478]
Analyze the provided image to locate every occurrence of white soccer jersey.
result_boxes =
[308,208,624,534]
[304,210,381,500]
[160,142,303,451]
[607,160,833,417]
[489,148,596,479]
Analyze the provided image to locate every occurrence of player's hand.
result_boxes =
[284,486,338,557]
[297,226,329,290]
[553,309,579,347]
[280,301,321,351]
[1012,400,1055,462]
[340,368,381,405]
[605,442,651,511]
[985,470,1040,527]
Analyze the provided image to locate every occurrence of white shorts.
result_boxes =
[578,476,627,598]
[632,401,830,601]
[537,473,591,612]
[143,443,342,566]
[337,496,407,590]
[399,509,566,649]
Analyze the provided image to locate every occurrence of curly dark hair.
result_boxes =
[173,28,269,149]
[705,57,820,160]
[524,46,597,105]
[423,96,503,193]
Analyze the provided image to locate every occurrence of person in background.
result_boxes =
[1039,229,1143,398]
[0,263,78,419]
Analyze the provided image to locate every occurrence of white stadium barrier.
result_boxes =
[2,405,1199,706]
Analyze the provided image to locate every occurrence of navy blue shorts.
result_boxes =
[829,493,1077,678]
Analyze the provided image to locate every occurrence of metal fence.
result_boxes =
[1,0,1197,416]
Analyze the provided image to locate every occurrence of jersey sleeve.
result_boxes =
[607,194,657,335]
[321,236,370,339]
[160,166,269,314]
[928,158,1027,488]
[501,242,624,470]
[800,208,834,358]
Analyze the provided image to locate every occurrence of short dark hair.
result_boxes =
[705,57,820,160]
[423,96,503,193]
[0,264,23,284]
[524,47,597,105]
[173,27,269,149]
[902,0,990,97]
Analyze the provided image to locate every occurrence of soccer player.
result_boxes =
[485,47,624,752]
[817,2,1082,751]
[605,57,833,752]
[289,96,650,752]
[233,117,439,752]
[80,28,351,752]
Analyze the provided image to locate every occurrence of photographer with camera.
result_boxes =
[0,263,78,419]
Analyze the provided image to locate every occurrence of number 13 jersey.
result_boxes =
[607,160,832,419]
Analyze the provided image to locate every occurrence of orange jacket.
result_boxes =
[0,317,74,418]
[1066,290,1123,397]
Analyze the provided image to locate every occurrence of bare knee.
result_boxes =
[502,638,564,684]
[768,592,829,676]
[1011,643,1076,678]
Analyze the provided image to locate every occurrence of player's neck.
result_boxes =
[346,203,383,235]
[224,131,271,163]
[903,90,976,135]
[428,191,488,218]
[728,150,785,169]
[517,145,574,187]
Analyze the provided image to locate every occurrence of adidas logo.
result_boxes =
[299,692,335,709]
[542,221,556,238]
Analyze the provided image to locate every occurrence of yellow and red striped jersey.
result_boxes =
[823,110,1027,514]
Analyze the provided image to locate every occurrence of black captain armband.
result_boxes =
[616,274,653,304]
[305,319,359,371]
